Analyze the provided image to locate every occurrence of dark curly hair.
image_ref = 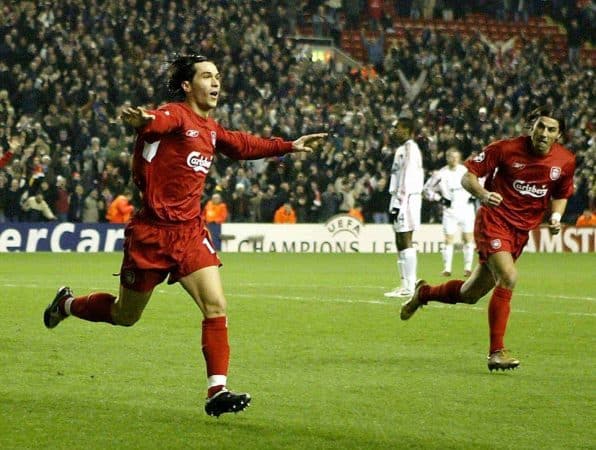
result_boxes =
[526,105,566,134]
[167,54,211,100]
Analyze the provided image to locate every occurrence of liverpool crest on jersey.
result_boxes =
[211,131,217,147]
[550,166,561,180]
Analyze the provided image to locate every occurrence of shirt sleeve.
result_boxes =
[552,157,576,199]
[464,142,501,178]
[397,141,421,205]
[215,124,293,160]
[423,170,442,201]
[138,105,184,142]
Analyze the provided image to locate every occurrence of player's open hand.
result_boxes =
[291,133,328,153]
[121,106,155,128]
[481,191,503,207]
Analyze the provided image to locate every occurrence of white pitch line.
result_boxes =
[225,282,596,302]
[1,283,594,317]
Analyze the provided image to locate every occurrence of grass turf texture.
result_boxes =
[0,252,594,449]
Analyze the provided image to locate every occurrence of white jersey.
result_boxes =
[388,138,424,212]
[423,164,472,210]
[423,163,476,234]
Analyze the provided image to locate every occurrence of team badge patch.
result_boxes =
[211,131,217,147]
[490,239,502,250]
[123,270,135,286]
[550,166,561,180]
[473,152,485,163]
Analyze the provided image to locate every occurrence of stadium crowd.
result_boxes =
[0,0,594,225]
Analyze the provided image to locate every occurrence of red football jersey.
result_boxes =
[132,102,293,222]
[465,136,575,230]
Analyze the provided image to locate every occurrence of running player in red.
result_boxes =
[400,106,575,371]
[43,55,327,416]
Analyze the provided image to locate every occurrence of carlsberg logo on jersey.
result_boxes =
[512,180,548,198]
[187,152,213,174]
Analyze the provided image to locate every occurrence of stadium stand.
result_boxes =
[0,0,593,225]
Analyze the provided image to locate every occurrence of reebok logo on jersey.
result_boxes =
[512,180,548,198]
[186,151,213,174]
[185,129,199,138]
[512,162,526,170]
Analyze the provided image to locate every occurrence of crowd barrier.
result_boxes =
[0,215,594,253]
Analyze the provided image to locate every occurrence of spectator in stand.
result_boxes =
[360,27,385,73]
[259,184,278,223]
[348,201,365,222]
[366,177,390,223]
[274,201,297,224]
[105,189,134,223]
[82,187,102,223]
[0,1,593,227]
[54,176,70,222]
[68,184,85,222]
[0,136,21,168]
[320,183,341,221]
[230,183,251,222]
[204,192,229,251]
[22,191,56,221]
[337,178,356,213]
[4,178,24,222]
[294,184,311,223]
[575,208,596,227]
[0,173,8,222]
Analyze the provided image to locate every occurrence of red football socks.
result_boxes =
[202,316,230,398]
[419,280,464,304]
[488,286,512,353]
[64,293,116,324]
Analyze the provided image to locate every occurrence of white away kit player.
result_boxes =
[384,109,424,298]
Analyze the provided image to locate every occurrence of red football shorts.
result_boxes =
[474,208,529,264]
[120,216,221,292]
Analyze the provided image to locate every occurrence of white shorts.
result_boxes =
[442,204,475,235]
[392,194,422,233]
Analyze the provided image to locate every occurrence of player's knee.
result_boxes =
[460,293,482,304]
[112,310,142,327]
[497,270,517,289]
[204,303,226,317]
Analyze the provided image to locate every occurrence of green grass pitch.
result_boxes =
[1,251,594,449]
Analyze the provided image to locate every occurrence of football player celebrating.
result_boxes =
[43,54,326,416]
[401,106,575,371]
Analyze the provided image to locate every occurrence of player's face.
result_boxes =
[446,150,460,167]
[530,116,560,156]
[183,61,220,116]
[394,121,411,143]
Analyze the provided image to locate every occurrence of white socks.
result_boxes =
[64,297,74,315]
[398,248,417,291]
[463,243,475,272]
[397,251,406,289]
[442,243,454,273]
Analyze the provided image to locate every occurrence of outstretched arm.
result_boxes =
[121,106,156,128]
